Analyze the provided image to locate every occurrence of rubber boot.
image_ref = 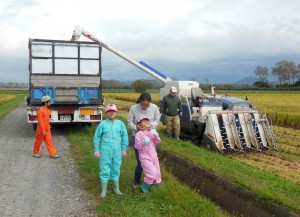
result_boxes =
[153,184,160,189]
[175,130,180,140]
[113,180,123,196]
[100,181,108,198]
[141,182,150,193]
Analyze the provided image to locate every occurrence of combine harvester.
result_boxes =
[71,26,277,153]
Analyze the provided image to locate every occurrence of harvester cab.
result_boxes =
[71,25,277,153]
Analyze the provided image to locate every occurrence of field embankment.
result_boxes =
[104,91,300,215]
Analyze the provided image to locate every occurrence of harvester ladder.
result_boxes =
[245,114,260,150]
[221,114,237,150]
[210,113,225,151]
[228,114,243,150]
[253,121,264,149]
[260,115,277,150]
[253,113,269,148]
[238,114,252,149]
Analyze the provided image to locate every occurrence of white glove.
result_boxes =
[151,129,158,135]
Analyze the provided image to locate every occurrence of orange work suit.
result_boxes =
[33,106,57,157]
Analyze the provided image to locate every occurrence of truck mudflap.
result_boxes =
[203,110,277,152]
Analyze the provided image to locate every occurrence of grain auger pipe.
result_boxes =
[71,25,172,84]
[71,26,277,153]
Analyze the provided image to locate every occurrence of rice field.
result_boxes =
[104,91,300,129]
[104,91,300,185]
[229,92,300,129]
[0,94,16,105]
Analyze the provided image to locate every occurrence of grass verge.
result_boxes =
[66,120,228,217]
[103,93,300,214]
[66,117,300,216]
[0,90,27,121]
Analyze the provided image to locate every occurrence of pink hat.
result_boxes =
[137,116,149,124]
[105,104,118,112]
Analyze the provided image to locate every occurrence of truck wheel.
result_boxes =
[33,124,37,131]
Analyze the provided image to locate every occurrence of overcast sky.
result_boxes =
[1,0,300,84]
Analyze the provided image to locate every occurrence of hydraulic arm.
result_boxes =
[71,25,172,84]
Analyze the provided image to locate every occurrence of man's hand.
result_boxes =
[121,151,127,157]
[94,152,100,159]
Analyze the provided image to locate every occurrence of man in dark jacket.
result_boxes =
[160,87,182,140]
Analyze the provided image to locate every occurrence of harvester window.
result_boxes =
[191,87,203,107]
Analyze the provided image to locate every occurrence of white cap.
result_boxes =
[170,87,177,93]
[41,95,51,102]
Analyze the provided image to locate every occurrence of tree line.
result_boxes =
[254,60,300,87]
[102,79,163,92]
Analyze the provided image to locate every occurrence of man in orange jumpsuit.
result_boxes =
[33,95,60,158]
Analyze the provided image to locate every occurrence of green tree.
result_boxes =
[253,81,269,88]
[294,80,300,87]
[254,65,269,82]
[102,79,123,89]
[131,80,152,93]
[272,60,297,84]
[297,64,300,82]
[290,62,299,84]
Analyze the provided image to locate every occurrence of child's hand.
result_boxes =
[94,152,100,159]
[150,129,158,135]
[121,151,127,157]
[142,136,150,145]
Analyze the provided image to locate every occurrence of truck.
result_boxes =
[26,38,103,130]
[71,26,277,153]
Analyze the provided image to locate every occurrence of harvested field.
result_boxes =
[105,91,300,214]
[229,126,300,185]
[104,92,300,185]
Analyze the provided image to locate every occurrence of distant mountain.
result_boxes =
[233,76,258,85]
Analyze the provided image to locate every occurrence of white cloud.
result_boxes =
[1,0,300,83]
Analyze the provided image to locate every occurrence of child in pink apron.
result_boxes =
[134,117,161,193]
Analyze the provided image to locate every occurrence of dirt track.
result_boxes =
[0,104,97,217]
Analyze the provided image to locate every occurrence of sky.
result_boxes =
[1,0,300,84]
